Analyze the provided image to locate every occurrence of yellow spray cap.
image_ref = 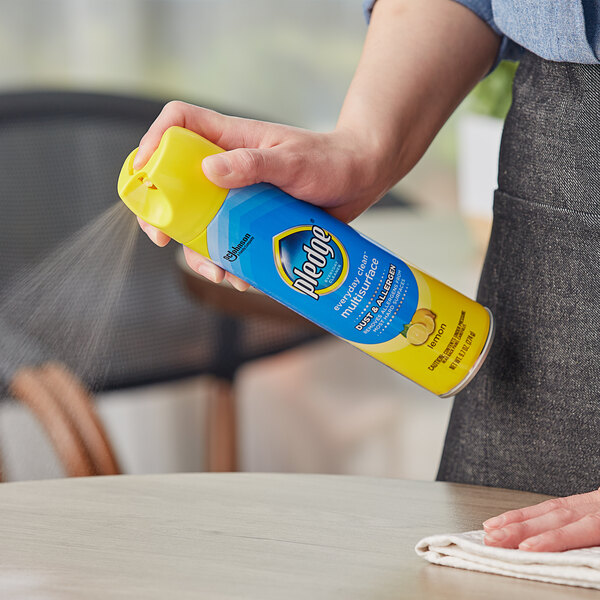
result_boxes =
[117,126,229,252]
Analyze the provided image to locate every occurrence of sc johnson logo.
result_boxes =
[273,225,348,300]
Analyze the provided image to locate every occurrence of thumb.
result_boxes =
[202,147,284,189]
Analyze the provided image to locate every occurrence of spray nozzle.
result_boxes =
[117,126,229,246]
[142,178,157,189]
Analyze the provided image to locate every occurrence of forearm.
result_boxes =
[337,0,500,193]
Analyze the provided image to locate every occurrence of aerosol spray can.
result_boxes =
[118,126,494,396]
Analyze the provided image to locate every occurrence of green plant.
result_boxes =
[466,60,518,120]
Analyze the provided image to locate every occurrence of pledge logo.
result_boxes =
[273,225,348,300]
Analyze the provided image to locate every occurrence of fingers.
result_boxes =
[483,489,600,530]
[183,246,250,292]
[202,146,296,190]
[484,505,591,549]
[137,220,250,293]
[133,101,278,170]
[137,218,171,247]
[519,513,600,552]
[134,102,222,170]
[225,273,251,292]
[183,246,225,283]
[482,489,600,552]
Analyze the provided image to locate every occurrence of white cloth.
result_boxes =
[415,530,600,590]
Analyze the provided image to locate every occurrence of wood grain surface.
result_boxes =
[0,474,595,599]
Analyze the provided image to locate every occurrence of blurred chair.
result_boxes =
[10,362,120,477]
[0,90,322,478]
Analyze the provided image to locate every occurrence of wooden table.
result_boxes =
[0,474,594,599]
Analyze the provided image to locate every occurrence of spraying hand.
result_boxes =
[132,101,387,292]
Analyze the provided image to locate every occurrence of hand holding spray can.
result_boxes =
[118,126,494,396]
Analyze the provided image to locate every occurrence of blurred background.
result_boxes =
[0,0,515,481]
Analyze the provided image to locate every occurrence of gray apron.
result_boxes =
[437,51,600,496]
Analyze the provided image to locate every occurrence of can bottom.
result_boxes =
[439,307,495,398]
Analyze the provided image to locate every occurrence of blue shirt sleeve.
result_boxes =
[448,0,501,35]
[362,0,522,70]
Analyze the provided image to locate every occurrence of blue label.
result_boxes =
[206,183,418,344]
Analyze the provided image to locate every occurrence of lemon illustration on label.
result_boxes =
[406,308,437,346]
[407,322,429,345]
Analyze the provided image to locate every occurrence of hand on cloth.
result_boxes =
[417,489,600,589]
[484,488,600,552]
